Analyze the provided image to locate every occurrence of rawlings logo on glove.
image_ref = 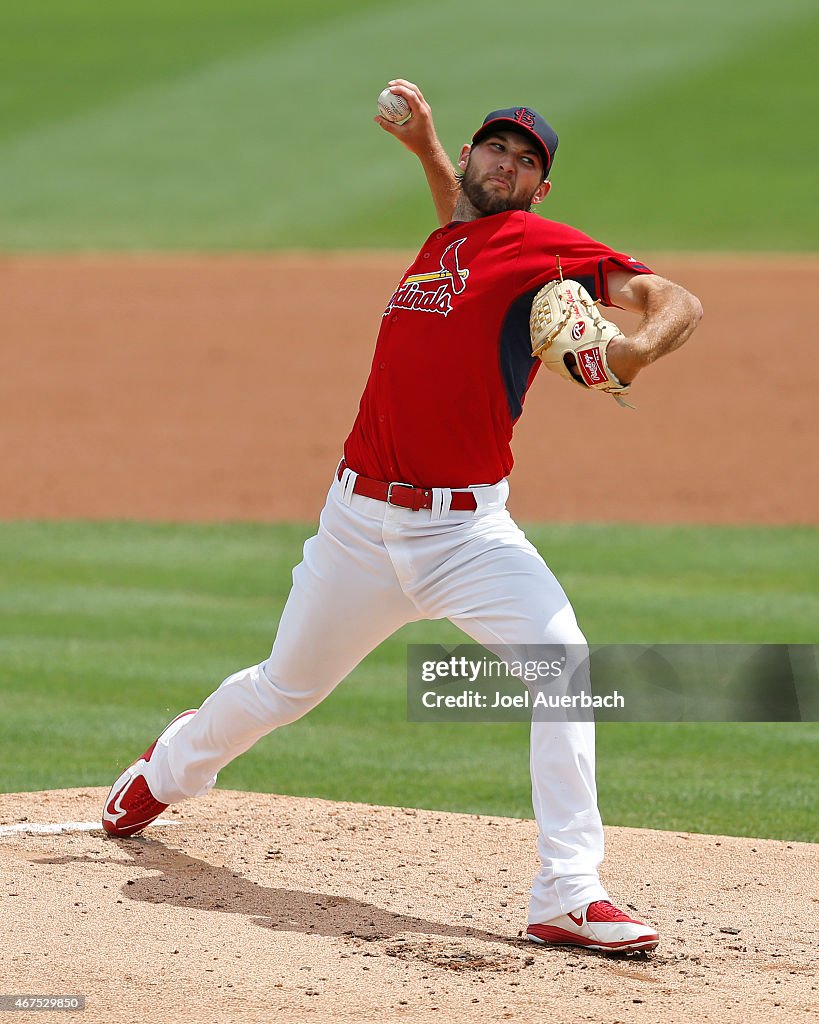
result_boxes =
[530,278,633,407]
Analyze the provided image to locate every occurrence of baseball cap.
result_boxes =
[472,107,559,178]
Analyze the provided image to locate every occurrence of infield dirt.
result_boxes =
[1,788,817,1024]
[1,253,816,524]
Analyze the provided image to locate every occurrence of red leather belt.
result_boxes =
[337,461,477,512]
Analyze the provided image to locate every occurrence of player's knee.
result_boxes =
[258,659,332,724]
[542,604,586,649]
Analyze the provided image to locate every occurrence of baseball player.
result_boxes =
[103,83,702,955]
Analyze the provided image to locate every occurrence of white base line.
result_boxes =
[0,819,179,836]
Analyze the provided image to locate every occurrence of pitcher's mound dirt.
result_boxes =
[1,788,816,1024]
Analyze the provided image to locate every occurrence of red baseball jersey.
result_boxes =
[343,210,652,487]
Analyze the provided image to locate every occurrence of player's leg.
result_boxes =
[408,504,658,950]
[413,511,606,919]
[104,479,419,830]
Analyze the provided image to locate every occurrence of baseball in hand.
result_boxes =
[377,88,411,124]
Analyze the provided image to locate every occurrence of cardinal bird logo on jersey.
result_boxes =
[439,240,469,295]
[384,238,470,317]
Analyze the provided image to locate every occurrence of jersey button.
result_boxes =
[422,252,431,259]
[379,362,386,370]
[435,232,443,240]
[390,315,398,323]
[378,415,385,423]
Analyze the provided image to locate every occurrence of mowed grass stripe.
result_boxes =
[0,0,387,140]
[547,11,819,251]
[0,0,814,249]
[0,520,816,840]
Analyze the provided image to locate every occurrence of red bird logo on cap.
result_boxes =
[514,108,536,128]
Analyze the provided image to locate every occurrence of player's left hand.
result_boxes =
[375,79,437,156]
[530,278,633,405]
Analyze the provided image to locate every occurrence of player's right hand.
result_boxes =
[374,79,438,156]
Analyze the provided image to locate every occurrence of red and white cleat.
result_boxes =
[102,710,196,838]
[527,900,659,953]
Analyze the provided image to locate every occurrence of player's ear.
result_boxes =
[457,144,471,170]
[531,180,552,205]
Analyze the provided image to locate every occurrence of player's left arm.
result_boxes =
[604,271,703,384]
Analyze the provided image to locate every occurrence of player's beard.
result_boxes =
[460,161,539,215]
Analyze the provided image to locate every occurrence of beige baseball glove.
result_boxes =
[530,278,632,406]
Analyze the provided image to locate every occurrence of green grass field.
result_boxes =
[0,2,816,847]
[1,521,816,842]
[0,0,816,250]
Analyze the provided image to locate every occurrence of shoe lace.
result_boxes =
[125,777,163,816]
[587,900,631,922]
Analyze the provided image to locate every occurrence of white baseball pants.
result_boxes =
[146,468,609,923]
